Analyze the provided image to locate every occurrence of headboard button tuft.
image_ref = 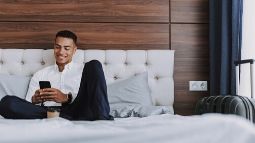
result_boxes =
[114,76,118,80]
[41,61,45,65]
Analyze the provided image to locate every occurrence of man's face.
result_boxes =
[54,37,77,66]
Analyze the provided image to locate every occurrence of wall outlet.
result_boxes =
[189,81,208,91]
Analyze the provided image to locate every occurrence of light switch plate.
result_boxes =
[189,81,208,91]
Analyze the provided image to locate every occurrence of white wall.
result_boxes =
[240,0,255,97]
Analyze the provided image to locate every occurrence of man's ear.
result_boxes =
[73,45,77,53]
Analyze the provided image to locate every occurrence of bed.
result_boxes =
[0,49,255,143]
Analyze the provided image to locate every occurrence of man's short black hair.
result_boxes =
[55,30,77,44]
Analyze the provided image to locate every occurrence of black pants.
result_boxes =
[0,60,113,121]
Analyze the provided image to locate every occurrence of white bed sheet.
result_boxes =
[0,114,255,143]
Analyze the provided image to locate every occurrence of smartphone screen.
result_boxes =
[39,81,51,89]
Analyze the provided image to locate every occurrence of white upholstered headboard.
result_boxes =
[0,49,174,107]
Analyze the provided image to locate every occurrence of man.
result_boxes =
[0,30,113,121]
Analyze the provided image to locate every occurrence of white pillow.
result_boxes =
[0,74,31,100]
[107,72,152,105]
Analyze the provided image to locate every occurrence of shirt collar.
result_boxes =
[54,61,73,72]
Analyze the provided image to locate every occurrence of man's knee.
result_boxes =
[0,95,19,109]
[86,60,102,68]
[85,60,103,74]
[0,96,19,118]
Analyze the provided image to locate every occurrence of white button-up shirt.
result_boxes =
[25,62,84,106]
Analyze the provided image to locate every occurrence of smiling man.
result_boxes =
[0,30,113,121]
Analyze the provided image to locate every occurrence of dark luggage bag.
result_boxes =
[195,59,255,123]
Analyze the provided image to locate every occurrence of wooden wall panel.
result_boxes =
[171,0,209,23]
[0,0,169,22]
[0,22,169,49]
[170,0,209,115]
[171,24,209,115]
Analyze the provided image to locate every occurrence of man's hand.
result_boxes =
[31,89,44,104]
[31,88,68,104]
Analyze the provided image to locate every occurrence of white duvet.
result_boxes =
[0,114,255,143]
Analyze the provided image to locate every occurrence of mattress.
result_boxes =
[0,114,255,143]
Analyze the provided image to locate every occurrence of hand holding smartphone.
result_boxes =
[39,81,51,106]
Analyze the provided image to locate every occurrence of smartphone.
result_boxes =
[39,81,51,89]
[39,81,51,107]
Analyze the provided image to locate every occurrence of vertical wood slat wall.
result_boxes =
[171,0,209,115]
[0,0,209,115]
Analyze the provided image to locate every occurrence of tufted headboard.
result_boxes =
[0,49,174,109]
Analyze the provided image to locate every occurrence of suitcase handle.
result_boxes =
[235,59,254,98]
[234,59,255,65]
